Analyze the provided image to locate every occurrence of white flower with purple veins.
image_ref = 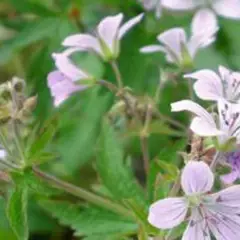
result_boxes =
[148,161,240,239]
[171,99,240,146]
[140,0,162,18]
[140,9,218,67]
[62,13,144,61]
[162,0,240,20]
[185,66,240,103]
[47,49,92,107]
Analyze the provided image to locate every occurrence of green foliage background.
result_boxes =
[0,0,239,239]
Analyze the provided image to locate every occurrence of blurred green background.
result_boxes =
[0,0,240,239]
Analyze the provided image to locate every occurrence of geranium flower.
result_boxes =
[140,9,218,68]
[185,66,240,103]
[162,0,240,20]
[47,49,92,106]
[171,99,240,146]
[62,13,144,61]
[148,161,240,239]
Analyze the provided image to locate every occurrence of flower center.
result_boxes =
[187,194,203,207]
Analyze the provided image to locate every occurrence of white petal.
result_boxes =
[62,34,102,55]
[161,0,199,10]
[97,13,123,52]
[188,9,218,58]
[0,149,6,159]
[190,116,224,136]
[171,100,219,135]
[52,50,90,81]
[157,28,187,62]
[217,100,240,142]
[182,208,210,240]
[148,197,188,229]
[181,161,214,195]
[212,185,240,208]
[185,70,223,101]
[213,0,240,19]
[207,210,240,240]
[140,45,165,53]
[191,9,218,36]
[142,0,158,10]
[119,13,144,39]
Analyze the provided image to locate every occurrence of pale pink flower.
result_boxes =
[171,99,240,145]
[161,0,240,20]
[148,161,240,239]
[62,13,144,61]
[140,0,162,18]
[185,66,240,103]
[140,9,218,67]
[47,49,92,106]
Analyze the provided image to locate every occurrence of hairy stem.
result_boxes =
[33,167,133,218]
[111,60,124,89]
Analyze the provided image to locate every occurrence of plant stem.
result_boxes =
[155,111,186,131]
[140,136,150,175]
[140,104,153,174]
[97,80,119,94]
[187,78,194,100]
[154,69,165,103]
[110,60,124,89]
[33,167,133,218]
[0,159,21,170]
[168,174,181,197]
[210,151,221,171]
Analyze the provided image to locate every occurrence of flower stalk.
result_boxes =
[33,166,133,219]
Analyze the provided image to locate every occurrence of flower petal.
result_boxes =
[191,9,218,36]
[218,66,240,102]
[171,100,221,136]
[185,70,223,101]
[157,28,187,62]
[181,161,214,194]
[140,45,165,53]
[217,100,240,143]
[119,13,144,39]
[182,208,210,240]
[47,71,85,107]
[0,149,6,159]
[142,0,158,10]
[190,116,224,136]
[52,49,90,81]
[62,34,102,55]
[148,197,188,229]
[213,0,240,19]
[161,0,198,10]
[97,13,123,52]
[221,169,239,184]
[207,211,240,240]
[212,185,240,208]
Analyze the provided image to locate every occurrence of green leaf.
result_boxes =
[96,121,146,204]
[11,169,61,197]
[6,186,28,240]
[26,123,56,165]
[39,200,138,237]
[7,0,56,16]
[0,18,60,65]
[57,88,110,173]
